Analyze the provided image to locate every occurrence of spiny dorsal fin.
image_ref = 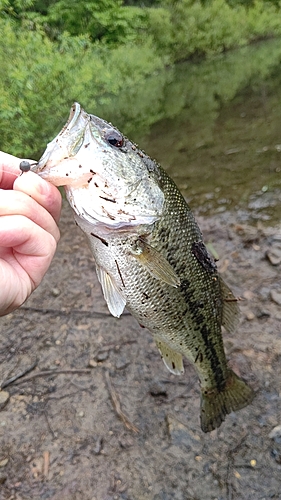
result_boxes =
[130,238,180,288]
[219,276,240,334]
[155,338,184,375]
[95,265,126,318]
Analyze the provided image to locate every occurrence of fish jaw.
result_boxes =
[34,103,89,179]
[33,102,165,229]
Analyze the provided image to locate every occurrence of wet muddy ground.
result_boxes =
[0,202,280,500]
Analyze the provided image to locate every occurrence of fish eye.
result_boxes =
[105,129,124,148]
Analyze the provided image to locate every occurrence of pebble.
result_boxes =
[245,311,255,321]
[270,290,281,306]
[0,458,9,468]
[149,382,167,397]
[266,246,281,266]
[0,391,10,411]
[269,424,281,442]
[96,351,109,362]
[115,358,130,370]
[88,359,98,368]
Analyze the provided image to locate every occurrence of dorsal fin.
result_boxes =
[155,338,184,375]
[95,265,126,318]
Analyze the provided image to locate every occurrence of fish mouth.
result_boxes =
[34,102,89,172]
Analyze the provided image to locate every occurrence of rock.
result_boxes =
[115,358,130,370]
[245,311,255,321]
[149,382,167,397]
[256,309,270,319]
[269,424,281,442]
[96,350,109,362]
[88,359,98,368]
[270,290,281,306]
[271,447,281,464]
[0,391,10,411]
[0,458,8,468]
[266,246,281,266]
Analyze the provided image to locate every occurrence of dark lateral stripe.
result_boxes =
[191,241,217,273]
[90,232,108,246]
[200,324,225,390]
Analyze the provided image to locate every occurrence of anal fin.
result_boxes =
[96,265,126,318]
[155,338,184,375]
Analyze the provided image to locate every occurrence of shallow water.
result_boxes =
[97,39,281,225]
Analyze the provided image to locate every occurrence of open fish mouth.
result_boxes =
[33,103,165,228]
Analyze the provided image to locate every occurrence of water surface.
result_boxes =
[96,39,281,225]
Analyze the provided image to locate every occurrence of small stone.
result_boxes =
[270,290,281,306]
[271,448,281,464]
[149,382,167,397]
[115,358,129,370]
[51,288,61,297]
[250,459,256,467]
[0,458,9,468]
[96,351,109,362]
[88,359,97,368]
[243,290,255,300]
[246,311,255,321]
[0,391,10,411]
[256,309,270,319]
[269,424,281,442]
[78,411,84,418]
[266,247,281,266]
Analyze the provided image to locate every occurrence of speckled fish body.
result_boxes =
[34,103,254,432]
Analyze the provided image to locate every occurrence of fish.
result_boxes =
[33,102,254,432]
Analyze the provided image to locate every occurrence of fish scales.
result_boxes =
[34,103,254,432]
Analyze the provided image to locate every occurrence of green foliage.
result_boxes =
[0,18,162,157]
[46,0,147,44]
[167,0,247,60]
[1,0,281,158]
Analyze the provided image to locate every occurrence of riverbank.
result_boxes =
[0,203,280,499]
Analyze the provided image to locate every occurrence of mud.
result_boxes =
[0,202,280,500]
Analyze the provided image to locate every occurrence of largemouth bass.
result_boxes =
[34,103,254,432]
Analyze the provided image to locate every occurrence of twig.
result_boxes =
[1,359,38,389]
[226,432,248,500]
[3,369,91,386]
[18,306,130,318]
[105,370,139,433]
[43,451,50,479]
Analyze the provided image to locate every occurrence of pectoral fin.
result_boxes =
[96,265,126,318]
[130,239,180,288]
[155,338,184,375]
[219,277,240,333]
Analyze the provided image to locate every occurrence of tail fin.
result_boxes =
[200,370,255,433]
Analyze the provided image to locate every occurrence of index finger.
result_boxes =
[0,152,21,189]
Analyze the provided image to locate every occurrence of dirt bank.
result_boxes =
[0,202,280,500]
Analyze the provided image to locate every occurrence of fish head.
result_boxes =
[34,103,164,230]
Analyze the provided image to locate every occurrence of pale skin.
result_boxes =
[0,151,62,316]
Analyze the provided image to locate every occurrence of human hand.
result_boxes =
[0,152,62,316]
